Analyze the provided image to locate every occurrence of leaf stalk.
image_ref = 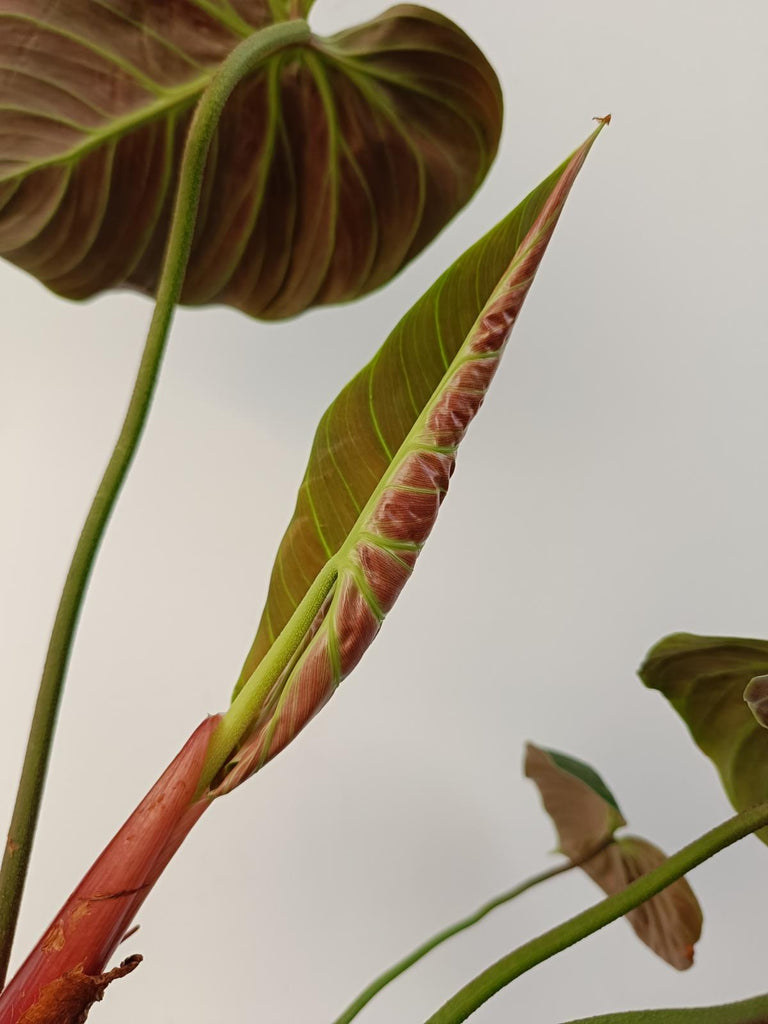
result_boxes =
[0,17,311,989]
[422,802,768,1024]
[332,841,613,1024]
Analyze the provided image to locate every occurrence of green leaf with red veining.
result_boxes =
[216,122,607,792]
[641,632,768,845]
[0,2,501,319]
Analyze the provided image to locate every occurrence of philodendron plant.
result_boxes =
[1,3,767,1024]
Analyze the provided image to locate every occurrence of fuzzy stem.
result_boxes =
[332,841,612,1024]
[423,803,768,1024]
[0,18,311,989]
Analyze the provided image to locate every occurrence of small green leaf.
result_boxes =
[640,632,768,843]
[0,3,502,318]
[525,744,702,970]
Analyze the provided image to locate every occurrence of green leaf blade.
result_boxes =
[640,632,768,841]
[214,124,605,792]
[0,3,502,318]
[239,132,604,686]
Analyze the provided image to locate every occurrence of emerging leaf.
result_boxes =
[525,743,702,970]
[216,122,607,792]
[0,3,502,318]
[640,633,768,844]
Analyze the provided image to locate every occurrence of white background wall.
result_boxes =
[2,1,767,1021]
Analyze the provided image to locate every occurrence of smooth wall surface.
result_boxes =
[1,1,767,1021]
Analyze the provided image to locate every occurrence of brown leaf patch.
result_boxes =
[18,955,142,1024]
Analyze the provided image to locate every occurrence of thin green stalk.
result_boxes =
[197,557,339,793]
[423,802,768,1024]
[0,18,311,989]
[332,841,613,1024]
[563,992,768,1024]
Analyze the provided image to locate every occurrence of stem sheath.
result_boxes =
[0,18,311,989]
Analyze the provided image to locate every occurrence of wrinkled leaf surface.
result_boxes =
[0,3,502,318]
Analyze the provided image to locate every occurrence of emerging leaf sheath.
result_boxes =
[0,17,312,989]
[199,557,339,794]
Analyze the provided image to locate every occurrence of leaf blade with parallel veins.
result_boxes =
[213,123,607,793]
[0,3,502,318]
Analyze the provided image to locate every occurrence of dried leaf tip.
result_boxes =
[593,113,612,126]
[18,955,142,1024]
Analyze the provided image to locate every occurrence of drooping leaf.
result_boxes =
[213,122,608,792]
[562,992,768,1024]
[524,743,626,860]
[0,3,502,318]
[525,743,702,970]
[640,633,768,843]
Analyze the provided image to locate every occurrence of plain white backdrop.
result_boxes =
[2,1,768,1021]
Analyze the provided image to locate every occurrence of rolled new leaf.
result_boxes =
[0,2,502,319]
[525,744,702,970]
[211,122,608,794]
[640,633,768,844]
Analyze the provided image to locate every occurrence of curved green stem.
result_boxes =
[562,992,768,1024]
[332,841,613,1024]
[423,802,768,1024]
[0,17,311,990]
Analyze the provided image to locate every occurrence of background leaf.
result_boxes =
[524,743,626,859]
[0,3,502,318]
[213,125,604,791]
[640,632,768,844]
[526,743,702,970]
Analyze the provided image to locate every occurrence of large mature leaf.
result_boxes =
[563,992,768,1024]
[640,632,768,843]
[525,744,702,970]
[211,122,608,793]
[0,3,502,318]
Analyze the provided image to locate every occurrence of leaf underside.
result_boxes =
[210,124,607,794]
[525,743,702,970]
[0,2,502,318]
[640,632,768,845]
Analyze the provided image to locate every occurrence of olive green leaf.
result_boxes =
[525,743,702,970]
[640,632,768,843]
[0,3,502,318]
[211,123,607,792]
[562,992,768,1024]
